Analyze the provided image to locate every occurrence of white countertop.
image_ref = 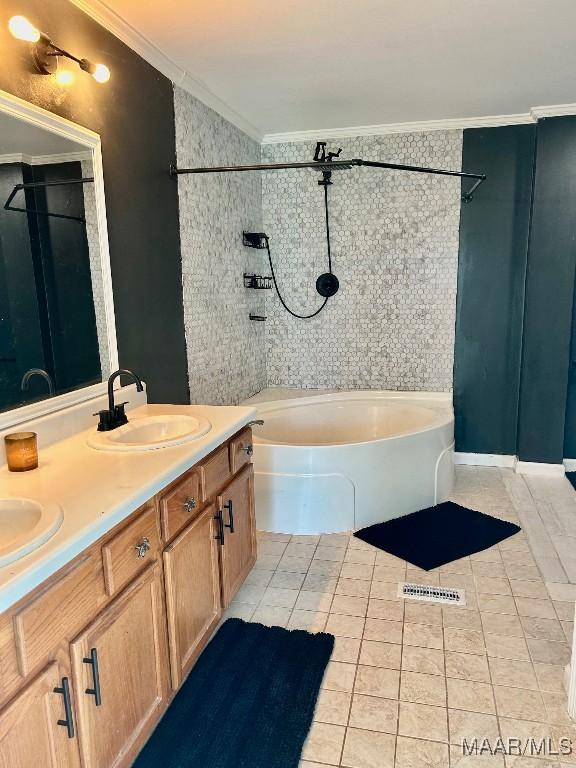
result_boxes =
[0,403,256,613]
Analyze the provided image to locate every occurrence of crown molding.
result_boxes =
[531,103,576,119]
[0,150,91,166]
[67,0,263,142]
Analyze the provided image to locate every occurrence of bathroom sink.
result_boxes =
[87,414,211,452]
[0,499,63,567]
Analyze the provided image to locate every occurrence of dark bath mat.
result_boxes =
[134,618,334,768]
[567,472,576,491]
[354,501,521,571]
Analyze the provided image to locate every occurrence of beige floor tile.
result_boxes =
[291,534,320,544]
[331,636,362,664]
[442,608,483,631]
[260,587,300,609]
[471,548,503,564]
[251,606,291,627]
[360,640,402,670]
[504,564,542,581]
[488,657,538,690]
[533,662,566,693]
[288,609,328,632]
[364,618,403,644]
[255,554,286,570]
[395,735,449,768]
[325,613,366,639]
[526,637,571,665]
[402,622,444,650]
[299,761,338,767]
[373,565,407,583]
[302,575,339,593]
[283,542,317,559]
[477,594,518,615]
[257,531,291,542]
[510,579,549,599]
[375,551,406,567]
[321,661,357,693]
[520,616,565,642]
[400,670,447,706]
[279,555,316,574]
[444,627,486,654]
[515,597,557,619]
[258,540,288,557]
[331,595,369,617]
[367,599,404,622]
[493,685,546,720]
[349,693,399,733]
[341,563,374,581]
[223,603,255,621]
[440,557,473,575]
[314,688,352,726]
[498,717,554,759]
[447,678,495,714]
[403,602,443,627]
[481,611,524,637]
[449,745,505,766]
[355,665,401,699]
[244,568,274,587]
[309,560,343,577]
[320,533,350,547]
[448,708,500,745]
[295,591,334,613]
[315,546,347,562]
[269,571,306,589]
[484,633,530,661]
[546,582,576,602]
[341,727,396,768]
[475,577,512,596]
[398,701,448,742]
[336,579,371,598]
[542,691,572,725]
[445,651,490,683]
[405,569,441,586]
[562,620,574,643]
[401,646,445,676]
[232,584,267,604]
[345,549,377,566]
[553,600,575,621]
[301,721,345,765]
[370,581,401,600]
[473,561,507,579]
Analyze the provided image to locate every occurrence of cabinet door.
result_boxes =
[0,662,80,768]
[69,562,168,768]
[219,465,257,608]
[163,504,221,689]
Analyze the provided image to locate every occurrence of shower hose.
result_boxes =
[265,181,333,319]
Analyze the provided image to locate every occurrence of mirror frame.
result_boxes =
[0,89,119,430]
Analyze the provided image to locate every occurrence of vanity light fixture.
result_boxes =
[8,15,111,84]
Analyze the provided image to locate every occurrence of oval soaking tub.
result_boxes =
[251,391,454,535]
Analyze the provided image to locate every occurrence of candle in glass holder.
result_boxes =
[4,432,38,472]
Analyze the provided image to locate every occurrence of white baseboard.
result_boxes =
[453,452,517,468]
[515,461,566,477]
[564,459,576,473]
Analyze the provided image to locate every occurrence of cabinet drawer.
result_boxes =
[101,504,160,596]
[159,468,204,542]
[201,444,231,500]
[229,427,253,475]
[13,554,106,677]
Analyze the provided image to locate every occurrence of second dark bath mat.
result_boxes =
[354,501,521,570]
[133,617,334,768]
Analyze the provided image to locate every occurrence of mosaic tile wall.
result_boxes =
[81,156,110,379]
[174,87,267,404]
[261,132,463,391]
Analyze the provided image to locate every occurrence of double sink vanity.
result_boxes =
[0,394,258,767]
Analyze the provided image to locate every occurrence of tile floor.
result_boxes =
[224,466,576,767]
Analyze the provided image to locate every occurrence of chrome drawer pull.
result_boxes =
[135,537,151,558]
[183,497,197,512]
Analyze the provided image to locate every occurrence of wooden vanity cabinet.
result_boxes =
[0,424,256,768]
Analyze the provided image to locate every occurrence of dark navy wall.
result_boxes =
[454,125,535,455]
[518,117,576,463]
[0,0,189,404]
[456,117,576,464]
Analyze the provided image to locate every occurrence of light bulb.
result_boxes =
[55,69,74,86]
[92,63,110,83]
[8,15,40,42]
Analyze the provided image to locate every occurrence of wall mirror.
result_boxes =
[0,91,117,424]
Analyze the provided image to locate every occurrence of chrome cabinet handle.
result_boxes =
[54,676,75,738]
[183,497,197,512]
[135,537,151,558]
[242,444,254,456]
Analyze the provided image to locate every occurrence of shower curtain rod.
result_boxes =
[169,159,487,201]
[3,176,94,222]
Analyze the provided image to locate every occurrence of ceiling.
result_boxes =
[0,112,86,156]
[82,0,576,137]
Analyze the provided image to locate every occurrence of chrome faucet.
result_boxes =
[21,368,55,396]
[94,368,144,432]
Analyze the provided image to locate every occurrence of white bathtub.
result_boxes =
[250,390,454,535]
